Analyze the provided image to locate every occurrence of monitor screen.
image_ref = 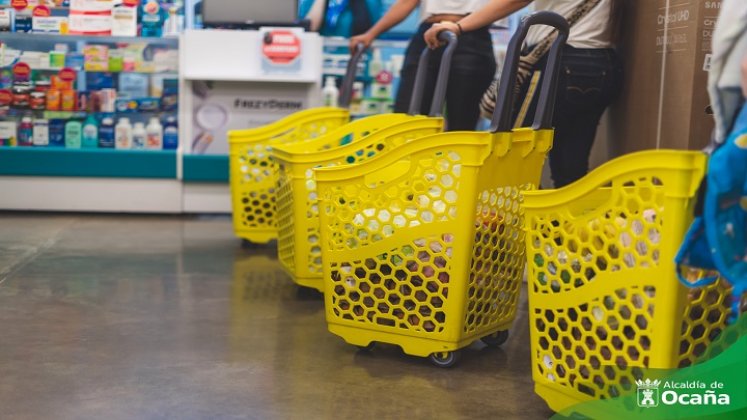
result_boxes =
[203,0,299,25]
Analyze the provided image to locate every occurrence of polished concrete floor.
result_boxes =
[0,213,554,420]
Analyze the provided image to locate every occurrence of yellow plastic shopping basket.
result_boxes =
[314,12,570,367]
[520,149,747,413]
[271,31,460,292]
[228,45,367,244]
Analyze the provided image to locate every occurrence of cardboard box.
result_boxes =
[609,0,719,154]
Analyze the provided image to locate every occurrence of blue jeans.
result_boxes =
[518,46,624,187]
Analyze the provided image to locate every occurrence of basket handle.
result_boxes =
[408,30,459,116]
[490,11,569,132]
[339,42,367,109]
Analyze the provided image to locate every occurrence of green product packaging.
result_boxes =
[64,120,82,148]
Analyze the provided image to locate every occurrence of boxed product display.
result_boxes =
[610,0,719,152]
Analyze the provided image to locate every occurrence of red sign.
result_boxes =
[32,5,51,17]
[11,0,27,12]
[122,0,139,7]
[12,62,31,81]
[0,89,12,106]
[58,68,76,83]
[262,31,301,65]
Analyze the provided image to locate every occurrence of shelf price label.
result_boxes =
[12,62,31,82]
[58,68,77,83]
[11,0,28,12]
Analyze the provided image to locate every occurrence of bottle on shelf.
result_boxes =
[141,1,165,37]
[323,76,339,108]
[17,117,33,147]
[146,117,163,150]
[115,117,133,149]
[33,119,49,147]
[49,119,65,147]
[64,120,82,149]
[98,117,115,149]
[82,115,98,148]
[162,116,178,150]
[132,122,146,149]
[163,5,181,37]
[368,48,383,78]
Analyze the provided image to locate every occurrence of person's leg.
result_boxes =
[394,23,431,114]
[548,105,606,188]
[515,47,622,187]
[549,48,622,187]
[443,27,496,131]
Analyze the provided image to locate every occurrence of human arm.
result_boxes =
[349,0,420,50]
[742,51,747,98]
[423,0,533,48]
[304,0,327,31]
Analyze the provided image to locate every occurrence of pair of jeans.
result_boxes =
[394,22,496,131]
[517,46,623,188]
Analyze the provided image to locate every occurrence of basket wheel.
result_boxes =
[481,330,509,347]
[428,350,461,368]
[356,342,376,352]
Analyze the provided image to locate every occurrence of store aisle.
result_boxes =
[0,213,553,420]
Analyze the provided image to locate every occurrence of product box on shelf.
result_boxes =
[115,97,160,113]
[0,120,17,146]
[83,45,108,71]
[609,0,719,153]
[110,3,137,37]
[118,72,148,98]
[68,0,114,36]
[0,9,13,32]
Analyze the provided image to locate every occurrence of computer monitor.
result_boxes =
[202,0,301,28]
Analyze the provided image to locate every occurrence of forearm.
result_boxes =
[459,0,533,32]
[305,0,326,31]
[368,0,420,38]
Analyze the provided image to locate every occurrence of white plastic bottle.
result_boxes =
[322,76,339,108]
[132,122,146,149]
[145,117,163,150]
[368,48,383,78]
[115,117,133,149]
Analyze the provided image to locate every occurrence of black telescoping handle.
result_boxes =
[408,30,459,116]
[490,11,570,132]
[428,30,458,117]
[339,43,367,109]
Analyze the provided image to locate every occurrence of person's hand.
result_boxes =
[741,53,747,98]
[424,22,460,49]
[349,32,375,52]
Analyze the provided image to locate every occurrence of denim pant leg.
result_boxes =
[395,23,496,130]
[516,46,623,187]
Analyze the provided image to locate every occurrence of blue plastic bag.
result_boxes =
[676,103,747,319]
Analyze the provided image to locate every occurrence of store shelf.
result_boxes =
[0,109,178,120]
[17,67,179,74]
[182,155,228,182]
[323,37,409,49]
[0,147,176,178]
[0,32,179,47]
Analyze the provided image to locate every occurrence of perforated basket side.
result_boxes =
[280,117,445,283]
[523,151,708,411]
[317,133,492,346]
[276,162,296,273]
[229,110,349,242]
